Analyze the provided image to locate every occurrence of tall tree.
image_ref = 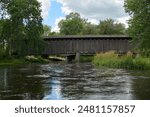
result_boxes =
[97,19,125,35]
[58,12,84,35]
[0,0,10,57]
[124,0,150,50]
[0,0,44,57]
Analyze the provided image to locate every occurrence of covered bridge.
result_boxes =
[43,35,131,56]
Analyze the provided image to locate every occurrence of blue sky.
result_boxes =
[38,0,130,32]
[43,0,64,28]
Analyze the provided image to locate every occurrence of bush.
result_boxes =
[141,49,150,57]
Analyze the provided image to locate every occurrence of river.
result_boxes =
[0,62,150,100]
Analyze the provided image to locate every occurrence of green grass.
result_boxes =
[0,58,28,66]
[93,51,150,70]
[0,56,49,66]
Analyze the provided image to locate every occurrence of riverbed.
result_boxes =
[0,62,150,100]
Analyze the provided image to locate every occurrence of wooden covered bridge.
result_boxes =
[43,35,131,61]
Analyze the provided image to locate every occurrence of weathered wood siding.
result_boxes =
[43,36,131,55]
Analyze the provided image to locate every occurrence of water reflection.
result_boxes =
[129,70,150,100]
[0,69,8,90]
[0,63,150,100]
[0,65,45,100]
[43,79,62,100]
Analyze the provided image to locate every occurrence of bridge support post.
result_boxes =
[75,52,80,62]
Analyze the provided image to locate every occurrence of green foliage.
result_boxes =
[140,49,150,57]
[58,12,126,35]
[97,19,126,35]
[42,25,60,36]
[0,58,27,66]
[0,56,49,66]
[59,12,84,35]
[93,51,119,68]
[0,45,6,58]
[93,51,150,70]
[43,25,52,36]
[0,0,44,57]
[124,0,150,50]
[81,22,98,35]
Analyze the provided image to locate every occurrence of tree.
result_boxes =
[0,0,44,57]
[124,0,150,50]
[43,25,52,36]
[58,12,84,35]
[58,12,126,35]
[81,22,98,35]
[0,0,10,57]
[97,19,126,35]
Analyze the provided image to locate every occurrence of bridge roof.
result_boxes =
[44,35,131,40]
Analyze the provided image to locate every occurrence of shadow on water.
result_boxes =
[0,63,150,100]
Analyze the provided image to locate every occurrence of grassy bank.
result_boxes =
[0,56,49,66]
[93,51,150,70]
[0,59,28,66]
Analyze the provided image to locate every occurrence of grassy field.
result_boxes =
[93,51,150,70]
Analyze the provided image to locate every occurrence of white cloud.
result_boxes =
[88,19,99,25]
[56,0,129,25]
[52,17,65,32]
[38,0,51,19]
[117,16,130,28]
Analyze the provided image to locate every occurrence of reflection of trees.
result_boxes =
[0,68,8,90]
[0,65,49,100]
[132,78,150,100]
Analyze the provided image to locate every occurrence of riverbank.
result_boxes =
[0,56,49,66]
[93,51,150,70]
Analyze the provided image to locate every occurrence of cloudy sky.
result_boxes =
[38,0,130,32]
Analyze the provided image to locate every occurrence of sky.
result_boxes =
[37,0,130,32]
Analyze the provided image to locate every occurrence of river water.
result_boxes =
[0,62,150,100]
